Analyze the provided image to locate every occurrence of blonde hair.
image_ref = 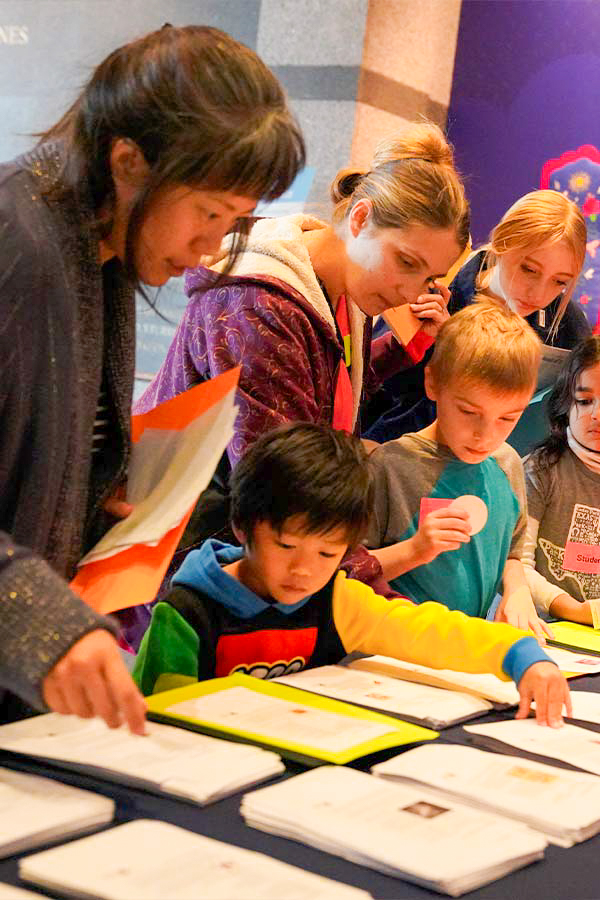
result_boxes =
[330,122,470,250]
[478,190,587,339]
[429,294,541,394]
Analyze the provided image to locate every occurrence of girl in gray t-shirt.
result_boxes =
[524,336,600,626]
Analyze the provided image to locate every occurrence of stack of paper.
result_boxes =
[0,713,284,805]
[274,664,493,728]
[0,767,113,858]
[241,766,546,896]
[19,819,370,900]
[465,718,600,776]
[372,743,600,846]
[146,673,437,765]
[348,655,520,705]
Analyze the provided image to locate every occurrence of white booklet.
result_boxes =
[241,766,546,897]
[0,713,284,805]
[19,819,371,900]
[348,655,520,705]
[372,742,600,846]
[0,767,113,858]
[274,664,492,729]
[465,718,600,776]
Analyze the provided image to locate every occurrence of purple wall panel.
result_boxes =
[448,0,600,245]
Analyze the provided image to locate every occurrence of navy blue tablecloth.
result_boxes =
[1,674,600,900]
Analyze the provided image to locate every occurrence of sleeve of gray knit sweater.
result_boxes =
[0,532,118,710]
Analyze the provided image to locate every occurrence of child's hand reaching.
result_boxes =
[495,585,555,644]
[411,507,472,565]
[516,662,571,727]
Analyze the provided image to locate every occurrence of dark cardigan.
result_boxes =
[0,144,135,710]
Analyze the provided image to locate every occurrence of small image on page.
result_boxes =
[166,687,394,752]
[403,801,449,819]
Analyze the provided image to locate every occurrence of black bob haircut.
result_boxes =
[229,423,374,548]
[39,24,305,290]
[532,334,600,469]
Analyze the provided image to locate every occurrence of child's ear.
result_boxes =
[424,365,438,402]
[231,522,247,547]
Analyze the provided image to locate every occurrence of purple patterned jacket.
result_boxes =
[135,218,432,601]
[135,268,428,467]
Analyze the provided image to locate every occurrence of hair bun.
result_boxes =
[371,122,455,169]
[330,167,367,204]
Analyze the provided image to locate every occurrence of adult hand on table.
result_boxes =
[42,630,147,735]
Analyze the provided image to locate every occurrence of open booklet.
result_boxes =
[145,673,437,765]
[19,819,370,900]
[465,718,600,777]
[0,766,113,858]
[347,648,590,707]
[0,713,284,805]
[274,664,493,729]
[372,743,600,847]
[347,654,520,705]
[241,765,546,897]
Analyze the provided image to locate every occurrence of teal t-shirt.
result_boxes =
[365,434,528,617]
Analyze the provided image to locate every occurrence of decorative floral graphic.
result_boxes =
[541,145,600,332]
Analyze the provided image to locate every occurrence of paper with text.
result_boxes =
[20,819,371,900]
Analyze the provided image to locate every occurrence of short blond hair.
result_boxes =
[428,295,541,394]
[478,190,586,338]
[330,122,470,251]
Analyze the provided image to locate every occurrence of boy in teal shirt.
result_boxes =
[134,422,569,725]
[366,297,551,642]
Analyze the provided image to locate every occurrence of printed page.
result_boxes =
[373,743,600,834]
[166,686,395,753]
[544,646,600,674]
[465,719,600,775]
[0,714,283,802]
[20,819,370,900]
[242,766,545,890]
[0,767,113,858]
[274,665,491,725]
[349,655,520,705]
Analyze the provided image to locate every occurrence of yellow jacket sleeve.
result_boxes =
[332,571,531,682]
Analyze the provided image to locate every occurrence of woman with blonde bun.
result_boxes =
[136,123,469,594]
[137,122,469,465]
[365,190,590,442]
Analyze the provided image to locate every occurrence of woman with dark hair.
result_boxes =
[523,336,600,626]
[0,24,304,728]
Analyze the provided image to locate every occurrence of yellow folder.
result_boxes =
[146,673,438,766]
[549,622,600,656]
